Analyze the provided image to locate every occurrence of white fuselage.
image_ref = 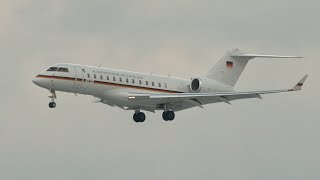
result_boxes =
[32,49,306,122]
[33,63,233,110]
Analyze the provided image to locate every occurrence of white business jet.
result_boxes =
[32,49,307,122]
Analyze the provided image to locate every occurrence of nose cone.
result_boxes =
[32,77,41,86]
[32,76,48,88]
[33,75,51,89]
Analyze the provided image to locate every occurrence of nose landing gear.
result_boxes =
[49,102,56,108]
[48,89,57,109]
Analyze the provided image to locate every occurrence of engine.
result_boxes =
[190,78,201,92]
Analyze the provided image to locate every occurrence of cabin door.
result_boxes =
[73,66,84,92]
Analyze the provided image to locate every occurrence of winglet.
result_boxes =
[291,75,308,91]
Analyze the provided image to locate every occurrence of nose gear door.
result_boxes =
[49,72,56,88]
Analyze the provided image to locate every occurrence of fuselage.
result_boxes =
[31,49,306,123]
[32,63,233,110]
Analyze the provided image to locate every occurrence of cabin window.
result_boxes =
[100,75,103,80]
[152,82,155,86]
[146,81,149,86]
[107,76,109,80]
[47,67,58,71]
[119,77,122,82]
[113,77,116,81]
[58,67,69,72]
[139,80,142,85]
[82,69,85,73]
[87,73,90,78]
[164,83,167,88]
[158,83,161,87]
[94,74,97,79]
[132,79,135,84]
[126,78,129,83]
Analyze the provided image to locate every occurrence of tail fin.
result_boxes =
[206,49,302,87]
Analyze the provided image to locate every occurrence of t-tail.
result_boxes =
[206,49,303,87]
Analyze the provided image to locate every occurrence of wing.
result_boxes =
[128,75,308,111]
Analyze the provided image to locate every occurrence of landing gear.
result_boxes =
[49,102,56,108]
[162,111,175,121]
[48,89,57,109]
[133,111,146,123]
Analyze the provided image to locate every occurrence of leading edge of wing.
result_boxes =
[128,75,308,102]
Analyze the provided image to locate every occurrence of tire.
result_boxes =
[133,112,145,123]
[49,102,56,108]
[138,112,146,122]
[167,111,175,121]
[133,113,140,122]
[162,111,168,121]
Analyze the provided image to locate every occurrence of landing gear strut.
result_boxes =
[48,89,57,109]
[162,111,175,121]
[133,110,146,123]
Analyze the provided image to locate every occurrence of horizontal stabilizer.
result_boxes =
[231,54,303,59]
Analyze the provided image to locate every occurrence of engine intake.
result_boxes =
[190,78,201,92]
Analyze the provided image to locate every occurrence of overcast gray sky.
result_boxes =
[0,0,319,179]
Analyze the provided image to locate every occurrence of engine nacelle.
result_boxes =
[190,78,201,92]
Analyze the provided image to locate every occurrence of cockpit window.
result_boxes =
[47,67,59,71]
[58,68,69,72]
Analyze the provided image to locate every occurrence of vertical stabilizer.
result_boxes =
[206,49,302,87]
[206,49,252,87]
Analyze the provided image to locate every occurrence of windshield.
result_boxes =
[58,67,69,72]
[47,67,59,71]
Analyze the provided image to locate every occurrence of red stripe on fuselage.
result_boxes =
[36,75,182,93]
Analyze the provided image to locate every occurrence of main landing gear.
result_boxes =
[162,111,175,121]
[133,110,146,123]
[48,89,57,109]
[132,110,175,123]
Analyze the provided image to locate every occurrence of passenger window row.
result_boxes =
[46,67,168,89]
[87,73,168,88]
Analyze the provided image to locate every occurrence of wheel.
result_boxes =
[167,111,175,121]
[49,102,56,108]
[162,111,169,121]
[133,113,139,122]
[162,111,175,121]
[138,112,145,122]
[133,112,146,123]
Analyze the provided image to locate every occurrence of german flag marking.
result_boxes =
[226,61,233,69]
